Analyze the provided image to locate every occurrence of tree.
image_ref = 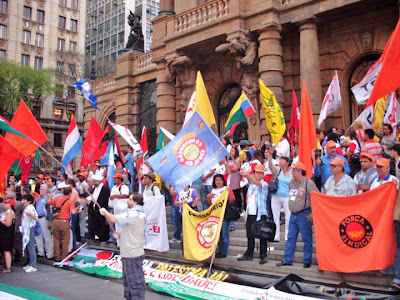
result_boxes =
[0,60,54,119]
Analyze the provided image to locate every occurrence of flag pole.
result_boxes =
[28,139,116,233]
[13,159,21,178]
[39,154,53,177]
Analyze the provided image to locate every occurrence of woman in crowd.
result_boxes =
[347,130,362,177]
[266,153,292,242]
[227,147,242,212]
[381,123,397,154]
[240,151,252,214]
[0,196,16,273]
[207,174,235,258]
[21,194,38,273]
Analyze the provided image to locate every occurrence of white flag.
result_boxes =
[108,122,143,158]
[317,71,342,128]
[383,92,400,125]
[355,106,374,129]
[183,91,196,125]
[351,61,382,105]
[160,126,175,141]
[143,195,169,252]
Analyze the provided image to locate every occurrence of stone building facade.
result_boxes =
[87,0,399,152]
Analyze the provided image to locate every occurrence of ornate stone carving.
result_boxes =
[167,54,197,118]
[0,14,7,24]
[241,69,259,125]
[70,33,77,41]
[25,0,32,5]
[36,23,44,33]
[23,20,31,29]
[360,31,374,51]
[215,30,257,69]
[58,29,65,37]
[60,7,66,16]
[36,47,43,55]
[0,39,5,48]
[38,1,46,9]
[22,44,30,53]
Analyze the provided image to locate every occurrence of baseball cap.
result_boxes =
[254,165,265,173]
[57,182,70,189]
[144,172,156,180]
[77,172,87,178]
[328,157,345,167]
[326,140,336,148]
[359,152,374,161]
[92,174,104,181]
[375,157,390,167]
[291,162,306,171]
[112,173,124,179]
[3,198,15,206]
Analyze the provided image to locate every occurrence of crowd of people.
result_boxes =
[1,122,400,290]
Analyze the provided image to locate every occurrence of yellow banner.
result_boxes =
[374,96,387,130]
[259,79,286,146]
[183,189,228,261]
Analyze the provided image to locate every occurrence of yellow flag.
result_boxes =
[194,71,216,127]
[182,189,228,261]
[374,96,387,130]
[259,79,286,146]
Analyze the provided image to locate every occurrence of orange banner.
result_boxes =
[311,183,397,273]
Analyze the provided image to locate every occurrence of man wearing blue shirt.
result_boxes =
[314,140,350,184]
[122,147,135,193]
[35,184,54,259]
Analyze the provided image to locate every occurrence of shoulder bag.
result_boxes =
[268,169,281,194]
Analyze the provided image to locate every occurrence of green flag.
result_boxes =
[156,130,164,151]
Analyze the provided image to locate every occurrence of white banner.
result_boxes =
[109,122,142,158]
[183,91,196,125]
[143,195,169,252]
[355,105,374,129]
[351,61,382,105]
[383,92,400,125]
[318,71,342,127]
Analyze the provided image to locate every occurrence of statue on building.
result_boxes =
[166,54,197,118]
[215,30,257,69]
[241,70,259,125]
[125,9,144,52]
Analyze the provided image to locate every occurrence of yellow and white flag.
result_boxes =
[374,96,387,130]
[259,79,286,146]
[194,71,216,127]
[183,189,228,261]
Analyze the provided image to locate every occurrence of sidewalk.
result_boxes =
[0,263,174,300]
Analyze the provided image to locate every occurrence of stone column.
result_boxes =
[299,19,322,119]
[156,60,176,134]
[257,24,284,141]
[159,0,175,16]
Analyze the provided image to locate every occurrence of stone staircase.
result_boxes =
[87,206,397,292]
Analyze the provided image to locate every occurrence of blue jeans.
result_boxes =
[218,219,230,256]
[174,211,182,240]
[394,220,400,280]
[27,227,37,267]
[71,214,77,250]
[171,204,179,226]
[201,185,212,210]
[108,208,116,243]
[283,208,313,264]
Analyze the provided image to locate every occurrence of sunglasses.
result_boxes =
[330,165,341,168]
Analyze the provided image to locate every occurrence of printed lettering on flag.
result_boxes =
[355,106,374,129]
[108,122,142,158]
[351,61,382,105]
[311,183,397,273]
[318,71,342,128]
[147,111,228,192]
[383,92,399,125]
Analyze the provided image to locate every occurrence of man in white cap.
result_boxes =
[86,174,110,242]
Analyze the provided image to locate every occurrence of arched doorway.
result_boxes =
[218,84,248,139]
[140,80,157,154]
[347,53,381,124]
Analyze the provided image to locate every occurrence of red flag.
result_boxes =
[311,183,397,273]
[287,90,300,145]
[19,152,37,187]
[0,136,24,187]
[366,19,400,107]
[5,100,48,157]
[80,117,107,167]
[299,81,317,179]
[227,122,241,136]
[138,126,148,165]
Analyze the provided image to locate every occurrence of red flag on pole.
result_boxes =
[80,117,107,167]
[299,81,317,179]
[366,19,400,107]
[138,126,148,165]
[0,136,24,188]
[287,90,300,145]
[5,100,48,157]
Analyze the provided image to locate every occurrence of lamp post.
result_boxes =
[90,54,96,80]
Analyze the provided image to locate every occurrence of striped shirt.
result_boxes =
[361,140,383,162]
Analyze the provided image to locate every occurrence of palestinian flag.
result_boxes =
[0,116,27,139]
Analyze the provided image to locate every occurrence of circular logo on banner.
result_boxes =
[339,214,373,248]
[196,217,220,249]
[176,137,206,167]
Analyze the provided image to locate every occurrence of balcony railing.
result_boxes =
[174,0,230,34]
[137,53,156,71]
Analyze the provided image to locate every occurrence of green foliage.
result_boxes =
[0,60,54,118]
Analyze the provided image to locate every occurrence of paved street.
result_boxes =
[0,263,176,300]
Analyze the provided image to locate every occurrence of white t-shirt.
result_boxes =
[246,185,257,215]
[142,184,161,198]
[110,184,130,212]
[210,186,227,204]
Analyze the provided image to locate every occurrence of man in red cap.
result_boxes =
[277,162,319,269]
[238,164,269,264]
[370,158,399,190]
[323,157,357,196]
[315,140,351,185]
[353,153,378,194]
[109,173,130,245]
